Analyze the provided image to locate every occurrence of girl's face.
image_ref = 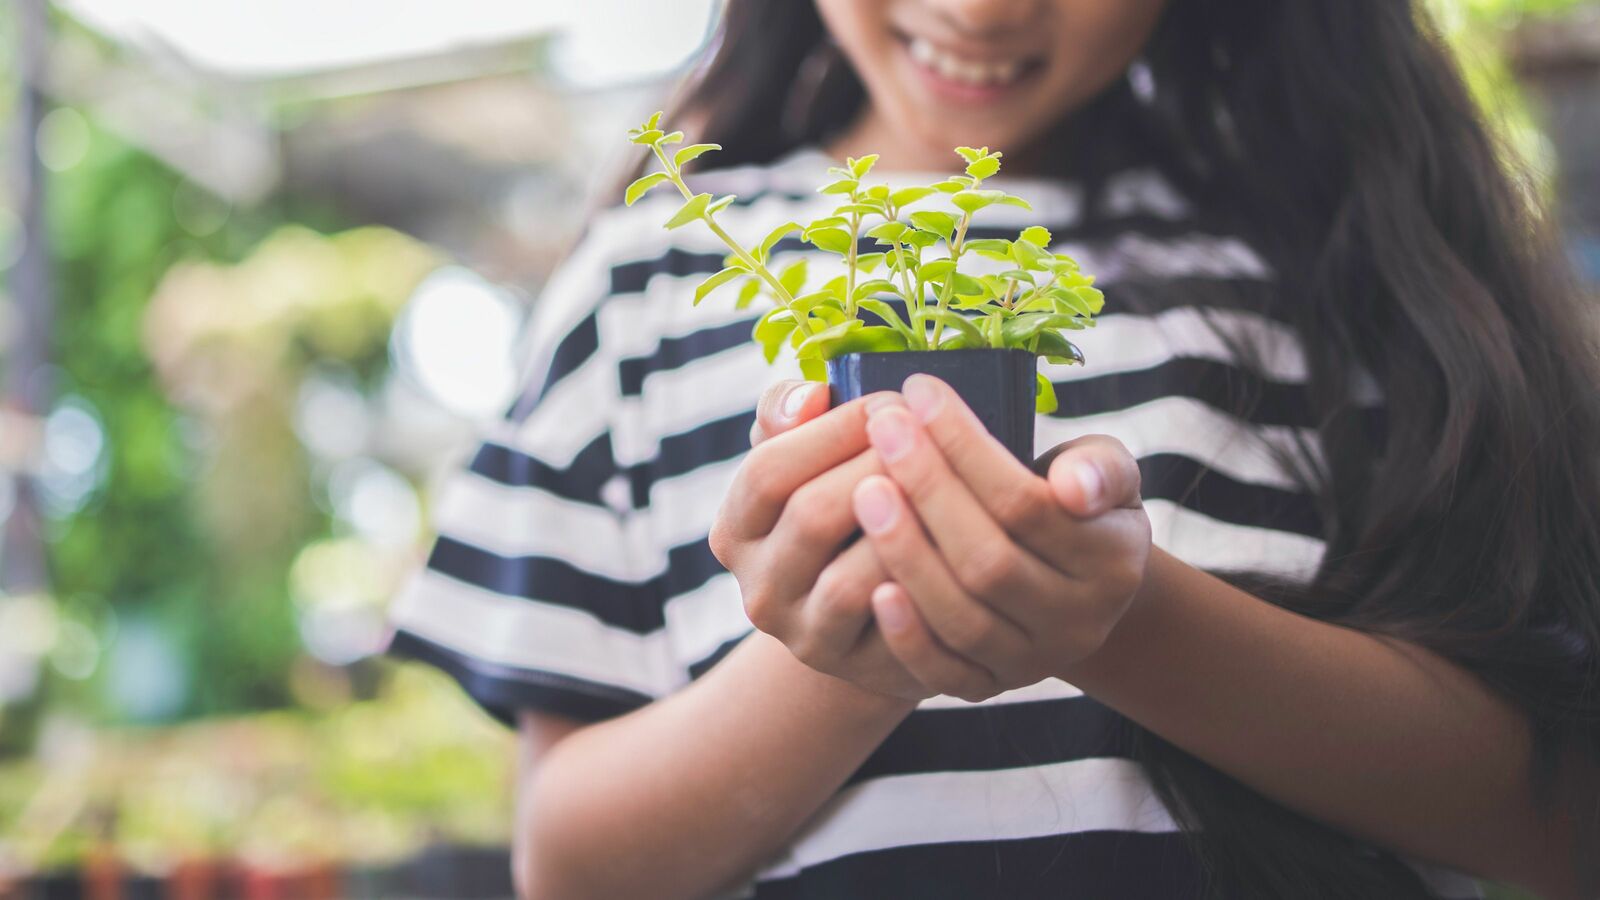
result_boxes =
[816,0,1168,170]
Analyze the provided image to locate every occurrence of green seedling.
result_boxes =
[625,112,1104,413]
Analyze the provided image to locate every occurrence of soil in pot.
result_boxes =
[827,348,1038,462]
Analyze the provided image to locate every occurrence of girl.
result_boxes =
[387,1,1600,897]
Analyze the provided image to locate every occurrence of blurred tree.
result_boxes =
[43,126,300,720]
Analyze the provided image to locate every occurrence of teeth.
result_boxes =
[906,36,1024,88]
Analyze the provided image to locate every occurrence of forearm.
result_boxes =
[1065,548,1583,897]
[515,630,914,900]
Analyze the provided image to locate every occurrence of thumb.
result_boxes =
[750,380,830,446]
[1044,434,1143,518]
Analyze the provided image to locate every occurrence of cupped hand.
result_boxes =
[710,380,928,701]
[853,375,1151,703]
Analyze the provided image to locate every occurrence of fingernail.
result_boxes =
[873,585,909,632]
[863,392,902,414]
[854,478,898,533]
[781,383,817,419]
[901,374,943,423]
[1075,462,1103,508]
[867,408,915,462]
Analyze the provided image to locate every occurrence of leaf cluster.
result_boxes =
[626,114,1105,412]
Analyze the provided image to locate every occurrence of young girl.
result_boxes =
[387,1,1600,897]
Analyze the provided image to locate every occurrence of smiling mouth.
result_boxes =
[895,32,1045,91]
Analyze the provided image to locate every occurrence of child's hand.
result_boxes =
[710,381,929,702]
[852,375,1151,703]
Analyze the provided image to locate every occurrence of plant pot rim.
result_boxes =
[832,347,1037,358]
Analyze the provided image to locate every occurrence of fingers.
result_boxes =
[864,402,1051,607]
[871,583,995,703]
[718,391,896,539]
[794,540,884,669]
[750,381,831,446]
[852,475,1030,676]
[1046,434,1144,516]
[896,375,1072,560]
[765,448,885,592]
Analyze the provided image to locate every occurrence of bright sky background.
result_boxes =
[58,0,720,86]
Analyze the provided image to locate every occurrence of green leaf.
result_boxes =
[965,156,1002,180]
[630,128,664,145]
[798,324,908,360]
[778,258,809,296]
[804,216,848,233]
[909,210,957,241]
[849,154,880,178]
[693,266,744,305]
[963,238,1012,260]
[659,131,685,144]
[753,309,799,363]
[852,278,899,301]
[883,248,915,272]
[889,186,936,208]
[1035,373,1058,414]
[1048,286,1096,317]
[856,252,885,273]
[1036,331,1085,365]
[792,290,845,313]
[937,331,982,350]
[932,179,967,193]
[994,194,1033,210]
[664,192,711,229]
[624,172,670,206]
[858,298,919,344]
[794,318,863,358]
[904,230,941,249]
[950,272,986,297]
[818,178,860,195]
[1072,286,1105,315]
[811,304,850,326]
[1020,225,1052,248]
[919,258,956,282]
[736,277,763,309]
[833,202,883,217]
[865,184,890,201]
[706,194,737,215]
[951,189,1004,214]
[928,310,985,346]
[757,221,803,261]
[805,227,854,255]
[1011,238,1050,270]
[998,268,1038,285]
[799,358,828,382]
[866,221,911,244]
[673,143,721,167]
[645,111,663,130]
[954,146,983,163]
[1003,312,1082,345]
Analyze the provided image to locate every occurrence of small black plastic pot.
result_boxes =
[827,348,1037,461]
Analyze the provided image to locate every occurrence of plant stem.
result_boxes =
[928,212,972,348]
[651,144,817,337]
[845,208,860,319]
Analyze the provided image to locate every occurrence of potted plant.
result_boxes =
[624,113,1104,460]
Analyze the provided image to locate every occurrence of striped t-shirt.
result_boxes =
[387,147,1482,899]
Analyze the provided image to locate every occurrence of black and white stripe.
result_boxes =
[388,148,1480,899]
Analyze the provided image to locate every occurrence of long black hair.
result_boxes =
[665,1,1600,896]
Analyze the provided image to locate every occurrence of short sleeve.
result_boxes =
[386,222,685,726]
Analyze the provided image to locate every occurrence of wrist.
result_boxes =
[1057,546,1177,687]
[745,631,920,721]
